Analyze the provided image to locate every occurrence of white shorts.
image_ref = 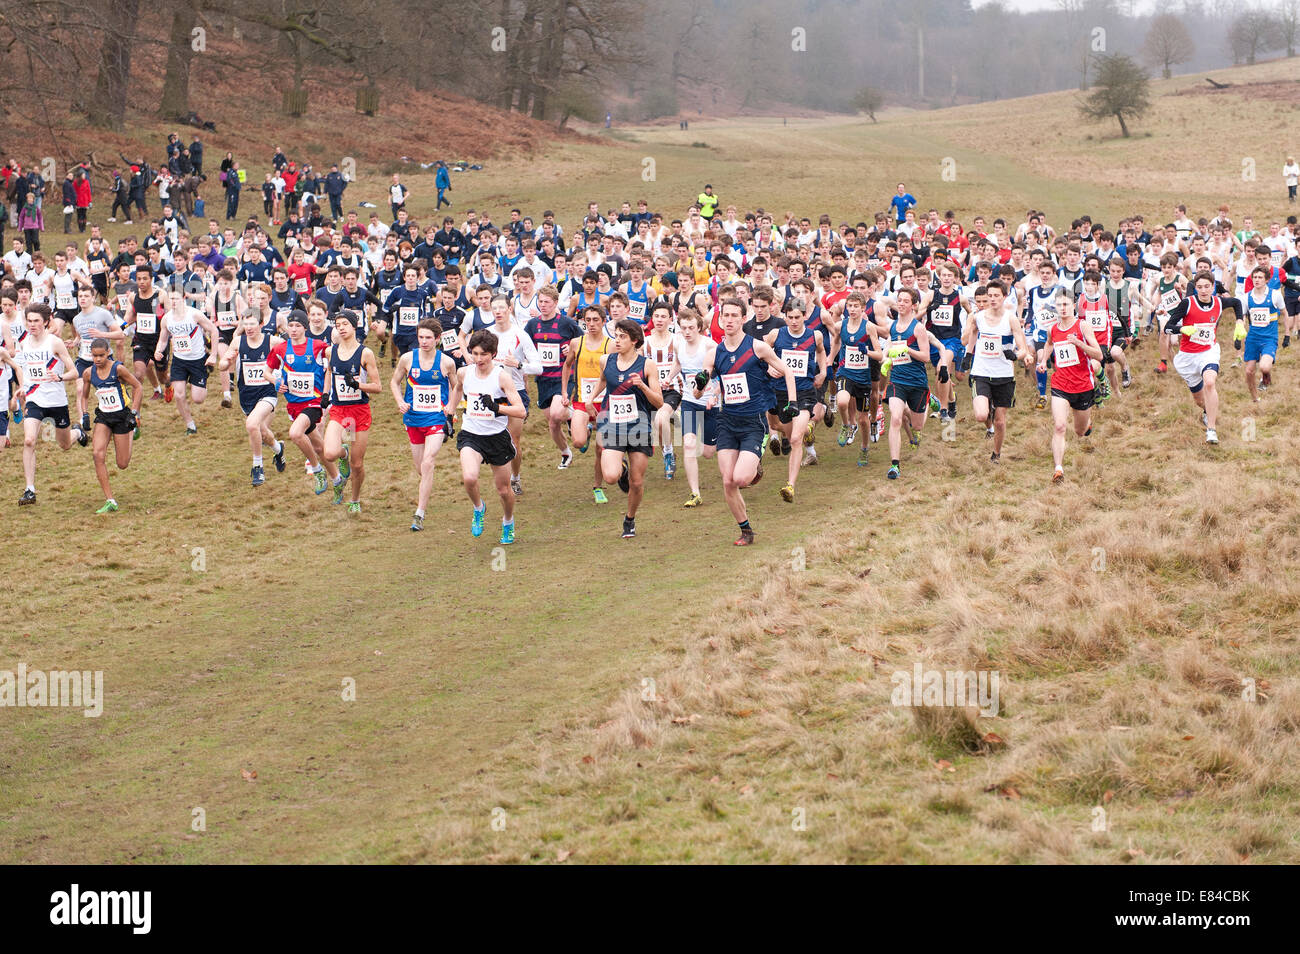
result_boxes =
[1173,343,1220,392]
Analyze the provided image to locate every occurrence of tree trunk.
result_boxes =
[1163,64,1171,79]
[159,4,199,118]
[1116,112,1129,137]
[916,23,925,99]
[88,0,142,129]
[530,0,565,121]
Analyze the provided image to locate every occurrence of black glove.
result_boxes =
[343,372,360,390]
[777,402,797,423]
[938,364,950,383]
[1234,337,1242,351]
[123,408,136,429]
[960,352,974,373]
[479,393,501,415]
[694,370,710,391]
[1002,346,1019,361]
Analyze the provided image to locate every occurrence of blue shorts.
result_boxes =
[715,412,766,456]
[516,388,530,418]
[169,356,210,388]
[680,402,718,448]
[75,358,94,377]
[1243,333,1277,364]
[0,411,7,436]
[535,377,563,409]
[931,336,964,368]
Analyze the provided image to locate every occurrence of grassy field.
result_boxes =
[4,60,1300,863]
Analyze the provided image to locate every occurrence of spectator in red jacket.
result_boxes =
[73,167,93,233]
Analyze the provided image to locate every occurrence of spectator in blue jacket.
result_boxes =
[435,161,452,210]
[325,165,347,219]
[224,160,242,220]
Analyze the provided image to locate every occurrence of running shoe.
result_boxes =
[751,460,764,486]
[734,527,755,547]
[347,501,361,514]
[221,394,232,409]
[577,440,589,454]
[803,445,818,466]
[273,442,286,473]
[133,421,141,440]
[1201,411,1207,426]
[1206,428,1218,445]
[18,489,35,505]
[857,447,869,467]
[558,451,572,470]
[185,422,197,436]
[985,425,995,438]
[500,522,515,545]
[1155,360,1167,374]
[870,420,880,443]
[780,437,791,456]
[95,500,118,514]
[664,450,676,480]
[760,433,771,455]
[151,388,162,401]
[847,423,859,444]
[617,461,630,494]
[1122,368,1132,388]
[511,475,523,496]
[593,487,609,504]
[928,394,941,414]
[939,410,950,424]
[338,447,351,480]
[313,470,328,495]
[802,427,815,447]
[1035,394,1046,409]
[332,476,347,504]
[909,432,921,449]
[12,405,21,423]
[472,505,485,536]
[822,405,835,428]
[990,452,1000,464]
[621,516,636,538]
[770,436,783,456]
[1052,467,1065,484]
[75,427,88,447]
[1285,335,1292,349]
[887,464,899,480]
[165,384,174,403]
[379,340,387,358]
[837,423,851,446]
[780,483,794,502]
[411,513,424,532]
[80,412,90,433]
[251,465,265,487]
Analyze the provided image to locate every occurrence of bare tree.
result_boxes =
[88,0,142,129]
[1281,0,1299,57]
[1228,8,1280,66]
[1142,13,1195,78]
[159,3,201,118]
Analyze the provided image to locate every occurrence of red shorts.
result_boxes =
[406,424,445,445]
[330,403,371,434]
[286,400,320,419]
[572,400,603,416]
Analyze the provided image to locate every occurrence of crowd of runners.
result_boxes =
[2,168,1299,545]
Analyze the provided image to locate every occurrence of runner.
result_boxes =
[1240,264,1284,403]
[1163,271,1239,445]
[321,310,381,511]
[268,310,340,496]
[694,297,797,546]
[642,301,681,479]
[123,265,169,402]
[880,288,950,479]
[834,291,882,465]
[587,318,663,538]
[1038,295,1103,482]
[78,337,143,512]
[390,318,456,530]
[485,293,542,497]
[674,307,718,507]
[559,304,612,503]
[961,280,1032,463]
[766,297,829,500]
[523,285,582,469]
[1150,253,1186,375]
[155,283,220,435]
[69,284,125,433]
[454,329,527,544]
[208,268,245,407]
[218,311,288,487]
[17,303,87,505]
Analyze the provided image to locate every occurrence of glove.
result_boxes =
[479,393,501,415]
[1180,324,1195,337]
[343,371,360,389]
[1002,345,1019,361]
[123,408,136,429]
[887,344,908,360]
[960,352,974,373]
[1233,321,1245,350]
[777,402,796,423]
[694,370,710,391]
[938,364,950,383]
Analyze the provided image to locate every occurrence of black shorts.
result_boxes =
[169,356,209,388]
[0,411,8,436]
[793,389,821,413]
[25,402,71,429]
[715,412,766,456]
[972,376,1015,409]
[661,387,683,411]
[1051,387,1095,411]
[75,358,94,377]
[456,427,516,467]
[218,328,236,346]
[95,409,135,434]
[536,377,564,410]
[133,338,167,369]
[1286,297,1300,318]
[885,381,930,415]
[869,357,882,383]
[290,404,322,436]
[53,308,77,325]
[836,375,871,412]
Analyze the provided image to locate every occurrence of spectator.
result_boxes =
[272,146,288,173]
[282,162,299,216]
[166,132,180,160]
[108,171,131,223]
[62,171,77,233]
[261,173,276,218]
[325,164,347,219]
[16,165,45,251]
[128,164,149,218]
[220,152,234,178]
[388,173,408,221]
[189,137,204,176]
[224,160,242,220]
[73,167,93,232]
[890,181,917,225]
[1285,157,1299,204]
[436,161,452,209]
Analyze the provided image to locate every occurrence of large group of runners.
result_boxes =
[2,171,1299,545]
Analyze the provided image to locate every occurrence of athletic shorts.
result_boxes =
[287,402,322,435]
[75,358,94,377]
[169,356,209,388]
[407,423,446,445]
[536,377,563,410]
[869,357,882,383]
[1173,344,1220,393]
[239,393,278,417]
[25,402,71,428]
[932,336,964,370]
[394,336,416,356]
[218,328,236,346]
[972,375,1015,409]
[133,337,165,367]
[886,381,929,415]
[1051,387,1094,411]
[95,409,135,435]
[0,411,8,436]
[836,375,871,412]
[53,308,77,326]
[456,427,516,466]
[661,388,683,411]
[516,388,531,418]
[680,402,718,448]
[595,408,655,454]
[791,389,820,414]
[1244,333,1277,364]
[1286,297,1300,318]
[330,401,372,434]
[715,412,766,457]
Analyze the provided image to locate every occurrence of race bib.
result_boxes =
[216,310,237,331]
[78,338,94,361]
[628,298,646,319]
[1160,290,1179,312]
[1192,323,1214,345]
[135,312,157,335]
[1054,341,1079,367]
[579,377,598,403]
[537,343,561,368]
[173,329,200,358]
[844,348,869,370]
[398,306,419,328]
[90,260,106,274]
[242,360,269,386]
[609,393,637,424]
[440,330,460,352]
[23,355,50,382]
[720,372,750,405]
[466,392,496,420]
[410,383,443,413]
[781,349,809,376]
[978,333,1000,356]
[293,278,309,293]
[657,362,675,384]
[334,374,361,401]
[286,369,315,398]
[117,295,131,313]
[1250,308,1272,328]
[95,386,123,413]
[930,305,954,328]
[1088,310,1108,331]
[890,344,911,365]
[55,291,75,310]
